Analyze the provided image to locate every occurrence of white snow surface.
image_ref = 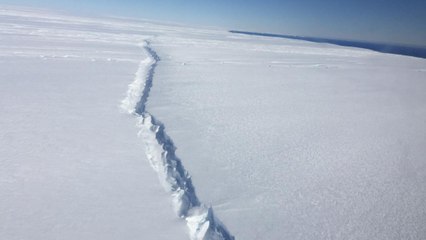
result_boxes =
[2,6,426,240]
[0,7,189,240]
[121,41,233,240]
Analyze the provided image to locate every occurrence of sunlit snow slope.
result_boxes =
[0,7,190,240]
[1,6,426,240]
[148,24,426,240]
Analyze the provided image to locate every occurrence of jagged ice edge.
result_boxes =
[120,40,234,240]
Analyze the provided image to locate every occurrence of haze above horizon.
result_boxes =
[1,0,425,47]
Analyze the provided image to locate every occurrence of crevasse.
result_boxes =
[121,40,234,240]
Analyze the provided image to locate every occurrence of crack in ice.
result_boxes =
[121,40,234,240]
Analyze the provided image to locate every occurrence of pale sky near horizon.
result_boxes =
[1,0,426,47]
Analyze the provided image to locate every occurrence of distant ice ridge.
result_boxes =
[121,41,234,240]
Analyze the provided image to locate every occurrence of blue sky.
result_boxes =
[2,0,426,46]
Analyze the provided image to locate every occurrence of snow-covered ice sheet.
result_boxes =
[1,6,426,240]
[148,27,426,239]
[0,7,190,240]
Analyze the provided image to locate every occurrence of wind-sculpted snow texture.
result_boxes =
[145,31,426,240]
[2,6,426,240]
[121,41,234,240]
[0,7,191,240]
